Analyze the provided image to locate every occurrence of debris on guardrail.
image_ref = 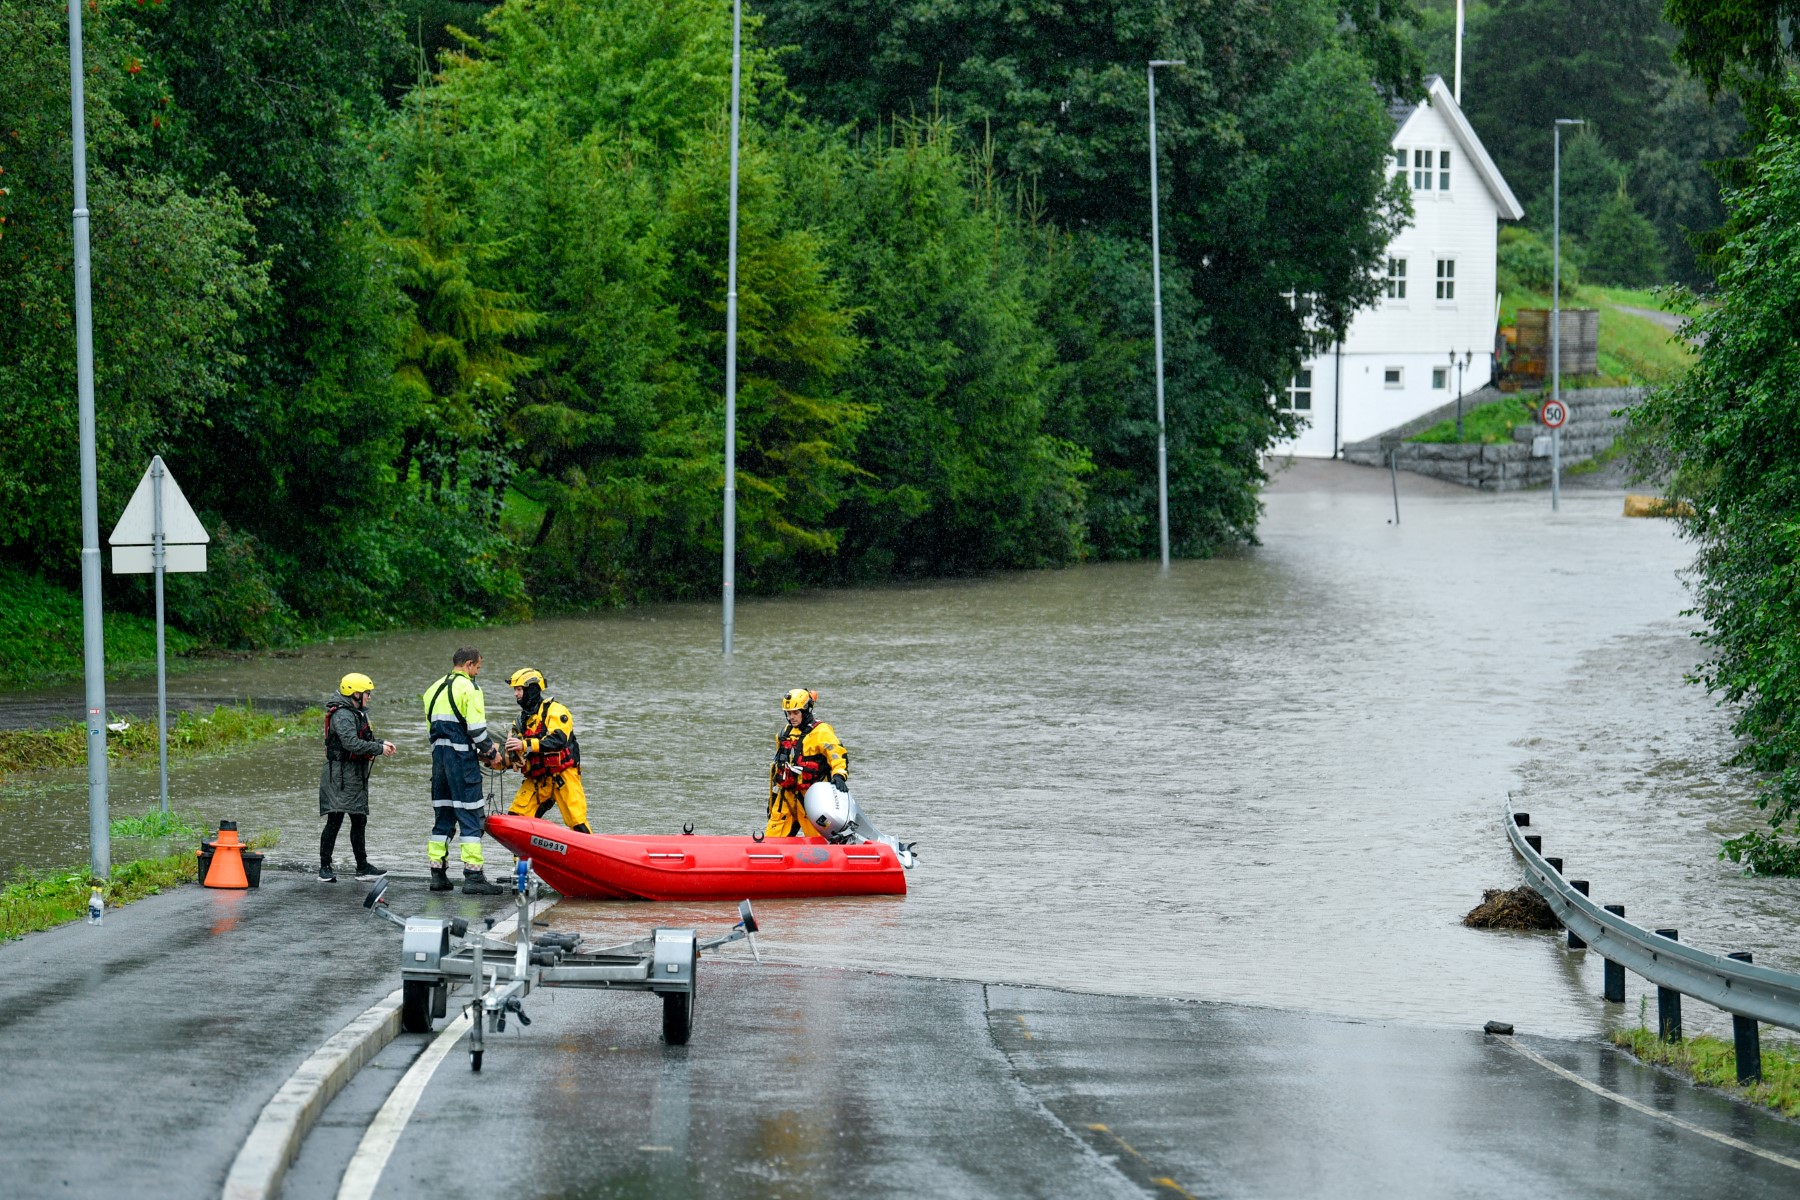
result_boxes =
[1464,887,1560,930]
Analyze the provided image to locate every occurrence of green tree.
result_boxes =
[760,0,1412,554]
[0,0,269,577]
[1460,0,1672,206]
[1586,187,1664,285]
[388,0,864,602]
[1630,104,1800,873]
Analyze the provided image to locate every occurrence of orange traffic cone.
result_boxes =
[204,821,249,889]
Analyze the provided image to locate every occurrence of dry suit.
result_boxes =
[506,689,590,833]
[766,718,847,838]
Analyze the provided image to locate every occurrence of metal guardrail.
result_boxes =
[1505,803,1800,1079]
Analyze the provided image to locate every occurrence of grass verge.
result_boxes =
[1610,1027,1800,1118]
[1,829,282,941]
[0,701,319,780]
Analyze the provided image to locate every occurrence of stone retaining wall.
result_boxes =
[1341,387,1642,492]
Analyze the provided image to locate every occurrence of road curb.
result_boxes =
[220,893,557,1200]
[221,989,404,1200]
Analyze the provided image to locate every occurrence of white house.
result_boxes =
[1274,76,1523,458]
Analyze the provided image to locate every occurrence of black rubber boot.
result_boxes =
[429,866,454,892]
[572,823,592,835]
[462,869,504,896]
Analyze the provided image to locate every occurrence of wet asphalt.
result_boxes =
[287,950,1800,1199]
[6,875,1800,1197]
[0,869,511,1198]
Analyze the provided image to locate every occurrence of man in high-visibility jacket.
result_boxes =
[766,687,849,838]
[422,646,505,895]
[503,668,591,834]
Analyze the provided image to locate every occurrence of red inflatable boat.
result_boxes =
[485,814,908,901]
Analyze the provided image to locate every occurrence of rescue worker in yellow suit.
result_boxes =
[503,668,592,834]
[766,688,849,838]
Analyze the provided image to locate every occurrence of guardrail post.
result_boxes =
[1525,834,1542,853]
[1567,881,1588,949]
[1601,905,1625,1001]
[1655,929,1682,1042]
[1727,952,1762,1084]
[1513,812,1530,827]
[1546,856,1563,874]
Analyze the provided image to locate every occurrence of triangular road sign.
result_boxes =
[109,455,210,546]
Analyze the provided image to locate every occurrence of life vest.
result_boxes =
[771,720,841,792]
[324,700,377,763]
[517,699,578,779]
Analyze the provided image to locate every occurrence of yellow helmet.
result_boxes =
[780,688,817,712]
[509,668,546,690]
[338,672,375,697]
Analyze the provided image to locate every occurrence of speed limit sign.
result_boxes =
[1540,398,1568,429]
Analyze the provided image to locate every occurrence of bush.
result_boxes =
[164,522,296,650]
[1498,226,1581,298]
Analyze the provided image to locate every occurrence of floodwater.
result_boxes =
[3,460,1789,1040]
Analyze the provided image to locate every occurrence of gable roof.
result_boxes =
[1393,75,1524,221]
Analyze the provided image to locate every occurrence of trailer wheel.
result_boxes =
[662,990,693,1045]
[401,980,433,1033]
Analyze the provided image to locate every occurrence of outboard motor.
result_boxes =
[802,781,917,868]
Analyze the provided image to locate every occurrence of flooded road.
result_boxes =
[3,460,1786,1039]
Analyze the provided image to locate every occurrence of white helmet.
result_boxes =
[803,781,853,838]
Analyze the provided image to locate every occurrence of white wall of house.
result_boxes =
[1274,77,1520,458]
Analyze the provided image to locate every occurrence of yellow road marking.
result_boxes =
[1014,1015,1033,1040]
[1086,1123,1195,1196]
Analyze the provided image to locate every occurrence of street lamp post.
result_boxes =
[1147,59,1184,572]
[722,0,742,655]
[1552,117,1584,514]
[1450,349,1462,440]
[67,0,110,876]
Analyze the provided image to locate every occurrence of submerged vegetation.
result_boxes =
[0,703,317,781]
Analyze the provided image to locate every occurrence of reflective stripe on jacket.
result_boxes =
[422,671,491,754]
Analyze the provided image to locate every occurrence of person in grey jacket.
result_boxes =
[319,672,396,883]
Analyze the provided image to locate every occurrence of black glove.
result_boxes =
[831,774,848,793]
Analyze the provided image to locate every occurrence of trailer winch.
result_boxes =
[364,860,760,1071]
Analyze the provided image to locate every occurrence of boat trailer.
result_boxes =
[364,861,760,1071]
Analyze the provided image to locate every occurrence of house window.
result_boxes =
[1435,259,1455,301]
[1385,257,1407,299]
[1383,367,1403,388]
[1284,369,1313,412]
[1413,149,1434,191]
[1432,366,1448,390]
[1394,147,1406,174]
[1438,150,1451,191]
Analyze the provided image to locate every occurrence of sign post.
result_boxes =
[109,456,209,813]
[1540,397,1568,512]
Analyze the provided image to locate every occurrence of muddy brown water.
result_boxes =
[3,461,1787,1039]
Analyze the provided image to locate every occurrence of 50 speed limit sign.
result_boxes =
[1540,398,1568,429]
